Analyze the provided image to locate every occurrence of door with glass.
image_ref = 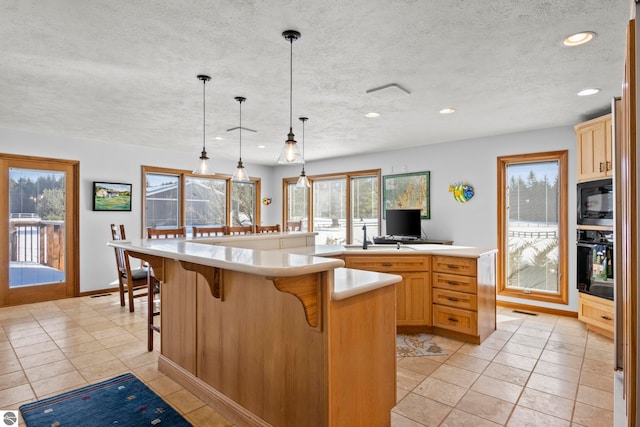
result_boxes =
[0,155,78,306]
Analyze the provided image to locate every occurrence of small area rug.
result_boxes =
[397,333,447,357]
[19,373,192,427]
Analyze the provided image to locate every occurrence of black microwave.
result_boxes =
[577,178,614,226]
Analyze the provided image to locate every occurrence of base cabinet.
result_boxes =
[343,255,431,328]
[578,292,614,339]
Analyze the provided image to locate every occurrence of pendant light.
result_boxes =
[277,30,304,164]
[193,74,212,175]
[232,96,250,182]
[296,117,311,188]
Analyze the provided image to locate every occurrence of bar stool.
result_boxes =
[255,224,281,233]
[227,225,253,235]
[193,225,227,236]
[110,224,152,313]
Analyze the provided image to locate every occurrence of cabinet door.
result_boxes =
[605,117,613,177]
[576,116,611,181]
[396,272,431,326]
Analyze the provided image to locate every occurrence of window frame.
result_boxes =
[282,169,381,244]
[496,150,569,304]
[142,165,261,235]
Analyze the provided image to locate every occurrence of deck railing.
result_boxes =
[9,219,65,271]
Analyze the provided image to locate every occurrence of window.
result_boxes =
[283,169,380,244]
[143,166,260,234]
[497,151,568,304]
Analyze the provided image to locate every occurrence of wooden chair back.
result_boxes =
[147,226,186,239]
[193,225,228,237]
[110,224,150,312]
[255,224,281,233]
[286,221,302,231]
[227,225,253,235]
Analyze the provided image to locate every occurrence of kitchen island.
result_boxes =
[108,234,401,427]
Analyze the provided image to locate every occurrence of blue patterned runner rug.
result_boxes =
[19,372,192,426]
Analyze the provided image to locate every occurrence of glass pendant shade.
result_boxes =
[232,96,250,182]
[277,30,304,165]
[295,116,310,187]
[193,74,212,175]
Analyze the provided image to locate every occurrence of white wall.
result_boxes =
[269,125,578,311]
[2,125,578,311]
[0,128,272,294]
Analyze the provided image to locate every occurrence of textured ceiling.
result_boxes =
[0,0,630,165]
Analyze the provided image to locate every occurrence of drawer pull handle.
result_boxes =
[381,263,393,267]
[446,297,460,302]
[447,264,459,269]
[447,317,459,322]
[601,315,612,321]
[446,281,459,285]
[606,161,612,171]
[599,162,605,172]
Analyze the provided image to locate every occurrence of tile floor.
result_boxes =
[0,295,614,426]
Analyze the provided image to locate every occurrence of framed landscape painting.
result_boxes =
[382,171,430,218]
[93,182,132,211]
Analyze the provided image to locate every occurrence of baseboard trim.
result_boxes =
[78,287,119,297]
[497,300,578,318]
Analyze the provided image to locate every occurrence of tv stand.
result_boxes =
[373,236,453,245]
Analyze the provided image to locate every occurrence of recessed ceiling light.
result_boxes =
[214,136,223,140]
[257,145,266,149]
[365,112,381,118]
[577,88,600,96]
[439,108,456,114]
[563,32,595,46]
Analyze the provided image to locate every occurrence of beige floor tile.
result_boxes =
[493,351,537,372]
[581,357,614,376]
[107,340,149,359]
[414,377,467,406]
[396,367,426,391]
[9,333,52,349]
[507,405,570,426]
[82,320,120,334]
[548,331,587,347]
[78,358,128,383]
[517,387,574,421]
[46,326,90,340]
[164,388,206,414]
[545,340,586,358]
[53,333,97,348]
[526,373,578,400]
[393,392,452,426]
[440,408,502,426]
[24,359,76,383]
[19,349,66,369]
[572,401,614,427]
[539,348,583,368]
[0,358,23,376]
[0,348,17,362]
[396,387,411,403]
[445,353,490,373]
[576,384,613,411]
[482,361,531,386]
[456,343,499,361]
[580,369,614,392]
[390,412,424,427]
[0,384,35,408]
[13,340,58,358]
[584,346,614,363]
[120,349,159,369]
[132,361,164,383]
[0,371,28,392]
[396,356,441,376]
[471,375,523,403]
[478,336,508,351]
[185,404,235,426]
[70,349,116,369]
[534,360,581,383]
[430,364,480,388]
[487,329,514,341]
[502,341,544,359]
[59,340,106,358]
[30,371,87,397]
[508,333,548,349]
[146,375,183,397]
[455,390,514,425]
[514,326,552,340]
[39,319,78,333]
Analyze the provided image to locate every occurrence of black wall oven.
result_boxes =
[577,229,614,300]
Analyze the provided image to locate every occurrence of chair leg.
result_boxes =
[118,279,125,307]
[127,281,135,313]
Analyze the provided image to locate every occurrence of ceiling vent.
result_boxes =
[366,83,411,100]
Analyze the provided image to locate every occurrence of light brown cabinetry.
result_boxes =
[578,292,614,339]
[575,114,613,182]
[432,254,496,343]
[343,255,431,329]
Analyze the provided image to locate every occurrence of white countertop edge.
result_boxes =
[331,268,403,301]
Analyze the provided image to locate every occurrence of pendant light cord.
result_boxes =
[289,37,293,130]
[202,78,206,152]
[239,99,242,161]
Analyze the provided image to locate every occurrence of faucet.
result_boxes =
[362,224,368,250]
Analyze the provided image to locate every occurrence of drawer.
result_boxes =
[578,293,614,332]
[433,305,477,335]
[432,288,477,311]
[433,256,476,276]
[432,272,477,294]
[344,255,430,273]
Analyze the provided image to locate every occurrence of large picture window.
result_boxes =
[497,151,568,304]
[143,166,260,235]
[283,169,380,244]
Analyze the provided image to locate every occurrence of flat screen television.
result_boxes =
[385,209,422,238]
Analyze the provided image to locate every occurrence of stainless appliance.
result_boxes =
[577,178,614,227]
[576,229,614,300]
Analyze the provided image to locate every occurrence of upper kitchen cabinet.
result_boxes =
[575,114,613,182]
